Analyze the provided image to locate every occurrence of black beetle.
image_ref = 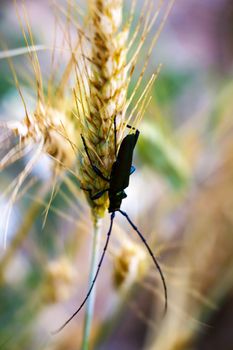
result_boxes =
[80,125,139,212]
[53,121,167,333]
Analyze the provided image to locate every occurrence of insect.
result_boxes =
[54,120,167,333]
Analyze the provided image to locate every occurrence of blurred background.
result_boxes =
[0,0,233,349]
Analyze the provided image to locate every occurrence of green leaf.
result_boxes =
[138,122,189,189]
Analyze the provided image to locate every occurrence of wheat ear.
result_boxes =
[75,0,130,220]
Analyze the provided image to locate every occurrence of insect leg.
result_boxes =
[81,135,110,182]
[81,186,109,200]
[91,189,109,200]
[52,212,116,334]
[113,116,117,158]
[119,209,168,316]
[80,186,92,196]
[130,165,136,175]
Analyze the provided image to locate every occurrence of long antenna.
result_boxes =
[52,212,115,334]
[119,209,167,315]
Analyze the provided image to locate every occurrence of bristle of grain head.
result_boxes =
[78,0,130,219]
[113,241,148,290]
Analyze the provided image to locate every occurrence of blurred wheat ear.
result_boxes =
[0,0,84,247]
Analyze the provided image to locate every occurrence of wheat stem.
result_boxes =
[81,218,102,350]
